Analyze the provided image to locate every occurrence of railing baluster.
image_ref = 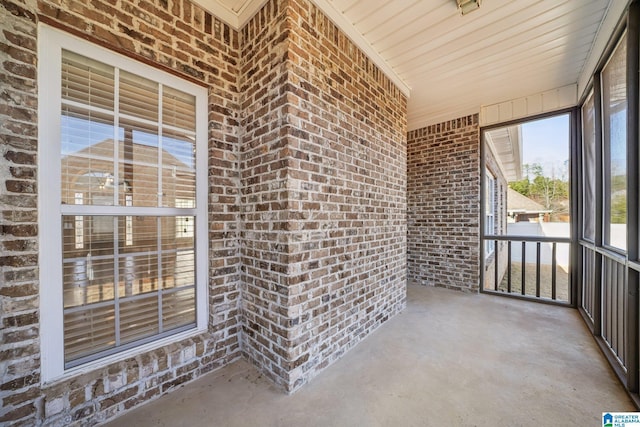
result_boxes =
[507,241,512,293]
[551,243,557,300]
[494,240,498,291]
[521,241,526,296]
[482,235,571,304]
[536,242,541,298]
[618,263,625,364]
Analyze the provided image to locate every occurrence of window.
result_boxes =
[485,169,496,257]
[602,33,627,251]
[39,26,208,381]
[581,91,596,241]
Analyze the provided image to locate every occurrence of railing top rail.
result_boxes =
[579,240,629,263]
[484,235,571,243]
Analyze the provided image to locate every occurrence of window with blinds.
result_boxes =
[39,26,207,379]
[485,169,496,258]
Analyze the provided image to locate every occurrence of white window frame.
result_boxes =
[38,25,208,383]
[485,169,496,258]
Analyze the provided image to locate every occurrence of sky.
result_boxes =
[521,114,570,179]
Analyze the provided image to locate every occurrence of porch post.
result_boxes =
[625,0,640,394]
[593,73,604,337]
[571,107,581,308]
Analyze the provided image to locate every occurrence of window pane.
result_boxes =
[120,296,159,345]
[162,288,196,331]
[485,170,495,256]
[118,118,159,207]
[119,71,158,122]
[62,50,114,111]
[63,215,116,308]
[163,86,195,132]
[162,129,196,207]
[61,108,117,206]
[582,91,596,240]
[161,216,195,289]
[118,253,159,297]
[602,33,627,250]
[62,214,196,363]
[162,250,195,290]
[118,216,157,254]
[117,216,159,298]
[64,305,115,363]
[162,215,194,250]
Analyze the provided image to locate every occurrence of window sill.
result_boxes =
[42,326,207,386]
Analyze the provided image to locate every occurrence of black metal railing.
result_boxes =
[602,253,627,369]
[579,241,629,377]
[581,245,598,324]
[482,235,572,305]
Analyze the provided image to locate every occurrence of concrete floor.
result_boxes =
[105,284,635,426]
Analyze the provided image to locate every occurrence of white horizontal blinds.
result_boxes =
[62,215,116,307]
[161,214,195,283]
[61,50,114,109]
[117,216,160,298]
[119,71,159,121]
[61,50,116,207]
[62,214,117,363]
[118,117,159,207]
[59,50,198,367]
[160,216,195,331]
[161,129,196,208]
[119,71,159,208]
[64,305,115,363]
[162,86,195,131]
[163,288,196,331]
[61,107,116,206]
[62,213,197,363]
[120,296,159,345]
[162,87,196,208]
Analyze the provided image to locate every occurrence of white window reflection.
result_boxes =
[175,198,194,239]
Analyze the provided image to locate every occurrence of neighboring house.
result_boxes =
[507,188,552,223]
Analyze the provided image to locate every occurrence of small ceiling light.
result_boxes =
[456,0,481,15]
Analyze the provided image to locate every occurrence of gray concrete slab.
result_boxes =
[104,285,635,426]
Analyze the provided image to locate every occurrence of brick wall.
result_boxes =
[407,115,480,292]
[0,1,40,424]
[281,0,407,391]
[1,0,242,425]
[238,0,407,392]
[238,0,293,389]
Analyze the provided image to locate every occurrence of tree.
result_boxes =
[509,179,529,197]
[510,162,570,219]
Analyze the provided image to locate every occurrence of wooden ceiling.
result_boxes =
[192,0,623,130]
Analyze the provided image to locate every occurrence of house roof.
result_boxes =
[192,0,626,130]
[63,139,191,169]
[485,124,522,182]
[507,188,551,214]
